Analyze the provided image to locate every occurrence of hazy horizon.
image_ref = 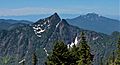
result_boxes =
[0,13,119,22]
[0,0,119,21]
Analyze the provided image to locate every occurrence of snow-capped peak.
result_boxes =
[32,13,61,38]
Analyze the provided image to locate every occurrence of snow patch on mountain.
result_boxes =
[44,22,46,25]
[19,59,25,64]
[44,48,49,56]
[37,35,41,37]
[37,29,45,33]
[41,25,43,26]
[56,22,60,28]
[74,36,78,45]
[32,19,52,37]
[32,25,46,37]
[93,36,99,40]
[47,20,50,23]
[68,36,79,48]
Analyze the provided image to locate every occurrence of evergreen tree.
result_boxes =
[107,51,116,65]
[112,51,115,65]
[46,41,73,65]
[32,52,37,65]
[116,37,120,65]
[106,61,109,65]
[77,32,94,65]
[70,44,79,65]
[107,37,120,65]
[0,56,12,65]
[100,56,103,65]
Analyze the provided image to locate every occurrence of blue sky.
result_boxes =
[0,0,119,21]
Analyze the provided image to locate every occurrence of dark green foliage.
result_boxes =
[112,51,115,65]
[106,62,109,65]
[77,32,94,65]
[116,37,120,65]
[106,37,120,65]
[46,41,71,65]
[107,51,116,65]
[69,44,79,65]
[100,56,103,65]
[0,56,13,65]
[32,53,38,65]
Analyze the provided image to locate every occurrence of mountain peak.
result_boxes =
[61,19,69,25]
[57,19,69,28]
[67,12,120,34]
[35,12,61,24]
[49,12,60,19]
[53,12,59,16]
[86,13,99,17]
[32,13,61,37]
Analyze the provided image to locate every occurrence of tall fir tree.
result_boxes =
[116,37,120,65]
[100,56,103,65]
[32,52,37,65]
[46,41,75,65]
[107,51,116,65]
[77,32,94,65]
[112,51,115,65]
[70,44,79,65]
[106,61,109,65]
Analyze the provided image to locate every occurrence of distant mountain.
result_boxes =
[0,13,119,65]
[0,19,33,30]
[66,13,120,34]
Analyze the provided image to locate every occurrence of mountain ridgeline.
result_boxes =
[0,19,33,30]
[66,13,120,34]
[0,13,119,65]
